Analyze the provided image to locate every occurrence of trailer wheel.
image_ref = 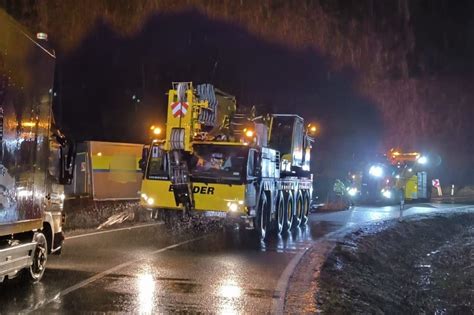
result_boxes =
[293,192,303,228]
[274,191,285,234]
[255,192,269,239]
[27,232,48,283]
[283,191,294,232]
[300,190,310,225]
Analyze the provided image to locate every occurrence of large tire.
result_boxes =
[27,232,48,283]
[293,192,303,228]
[300,190,310,225]
[283,191,294,232]
[274,191,285,234]
[255,192,269,240]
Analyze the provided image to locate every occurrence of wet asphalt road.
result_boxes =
[0,203,471,314]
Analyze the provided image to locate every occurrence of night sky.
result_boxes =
[2,0,473,190]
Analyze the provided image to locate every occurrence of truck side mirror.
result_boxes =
[58,138,75,185]
[247,149,261,178]
[254,153,262,177]
[139,145,150,173]
[0,107,3,142]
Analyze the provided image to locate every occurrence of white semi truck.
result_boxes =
[0,9,74,283]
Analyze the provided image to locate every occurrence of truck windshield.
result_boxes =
[269,116,294,155]
[146,145,169,180]
[190,144,248,183]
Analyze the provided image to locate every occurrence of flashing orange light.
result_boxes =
[97,152,102,157]
[307,123,317,135]
[22,121,36,128]
[244,129,254,138]
[152,127,162,135]
[150,125,155,130]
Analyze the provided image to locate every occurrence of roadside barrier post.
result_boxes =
[399,189,405,221]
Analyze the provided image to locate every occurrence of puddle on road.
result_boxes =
[308,221,345,239]
[167,280,203,294]
[94,269,276,314]
[244,288,275,299]
[198,219,344,255]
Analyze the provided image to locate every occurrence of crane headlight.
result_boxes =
[227,201,242,212]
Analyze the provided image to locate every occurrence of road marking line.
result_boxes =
[66,222,162,240]
[22,235,207,314]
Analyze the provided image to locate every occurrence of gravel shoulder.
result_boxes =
[63,199,225,236]
[286,211,474,314]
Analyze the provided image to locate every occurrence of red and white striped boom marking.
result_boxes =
[171,102,189,117]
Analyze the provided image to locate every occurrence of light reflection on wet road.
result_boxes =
[0,203,470,313]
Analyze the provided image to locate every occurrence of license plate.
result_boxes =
[204,211,227,218]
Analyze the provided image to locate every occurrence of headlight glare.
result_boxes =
[369,165,383,177]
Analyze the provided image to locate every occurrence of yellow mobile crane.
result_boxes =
[140,82,314,239]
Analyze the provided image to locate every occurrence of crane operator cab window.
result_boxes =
[191,144,248,183]
[146,145,169,180]
[269,115,304,169]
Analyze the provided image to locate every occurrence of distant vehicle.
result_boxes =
[0,10,74,283]
[349,149,431,204]
[139,82,315,239]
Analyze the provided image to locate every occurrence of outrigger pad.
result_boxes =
[171,183,194,210]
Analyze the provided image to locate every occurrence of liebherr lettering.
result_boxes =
[169,185,215,195]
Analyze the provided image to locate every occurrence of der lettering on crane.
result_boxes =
[169,185,215,195]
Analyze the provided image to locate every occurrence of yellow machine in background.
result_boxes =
[66,141,143,200]
[388,149,430,201]
[351,149,431,204]
[140,82,315,239]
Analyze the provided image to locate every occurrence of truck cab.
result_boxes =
[0,9,74,283]
[141,142,261,215]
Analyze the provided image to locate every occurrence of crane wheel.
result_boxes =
[300,190,310,225]
[255,192,269,240]
[274,191,285,234]
[292,192,303,228]
[283,191,294,232]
